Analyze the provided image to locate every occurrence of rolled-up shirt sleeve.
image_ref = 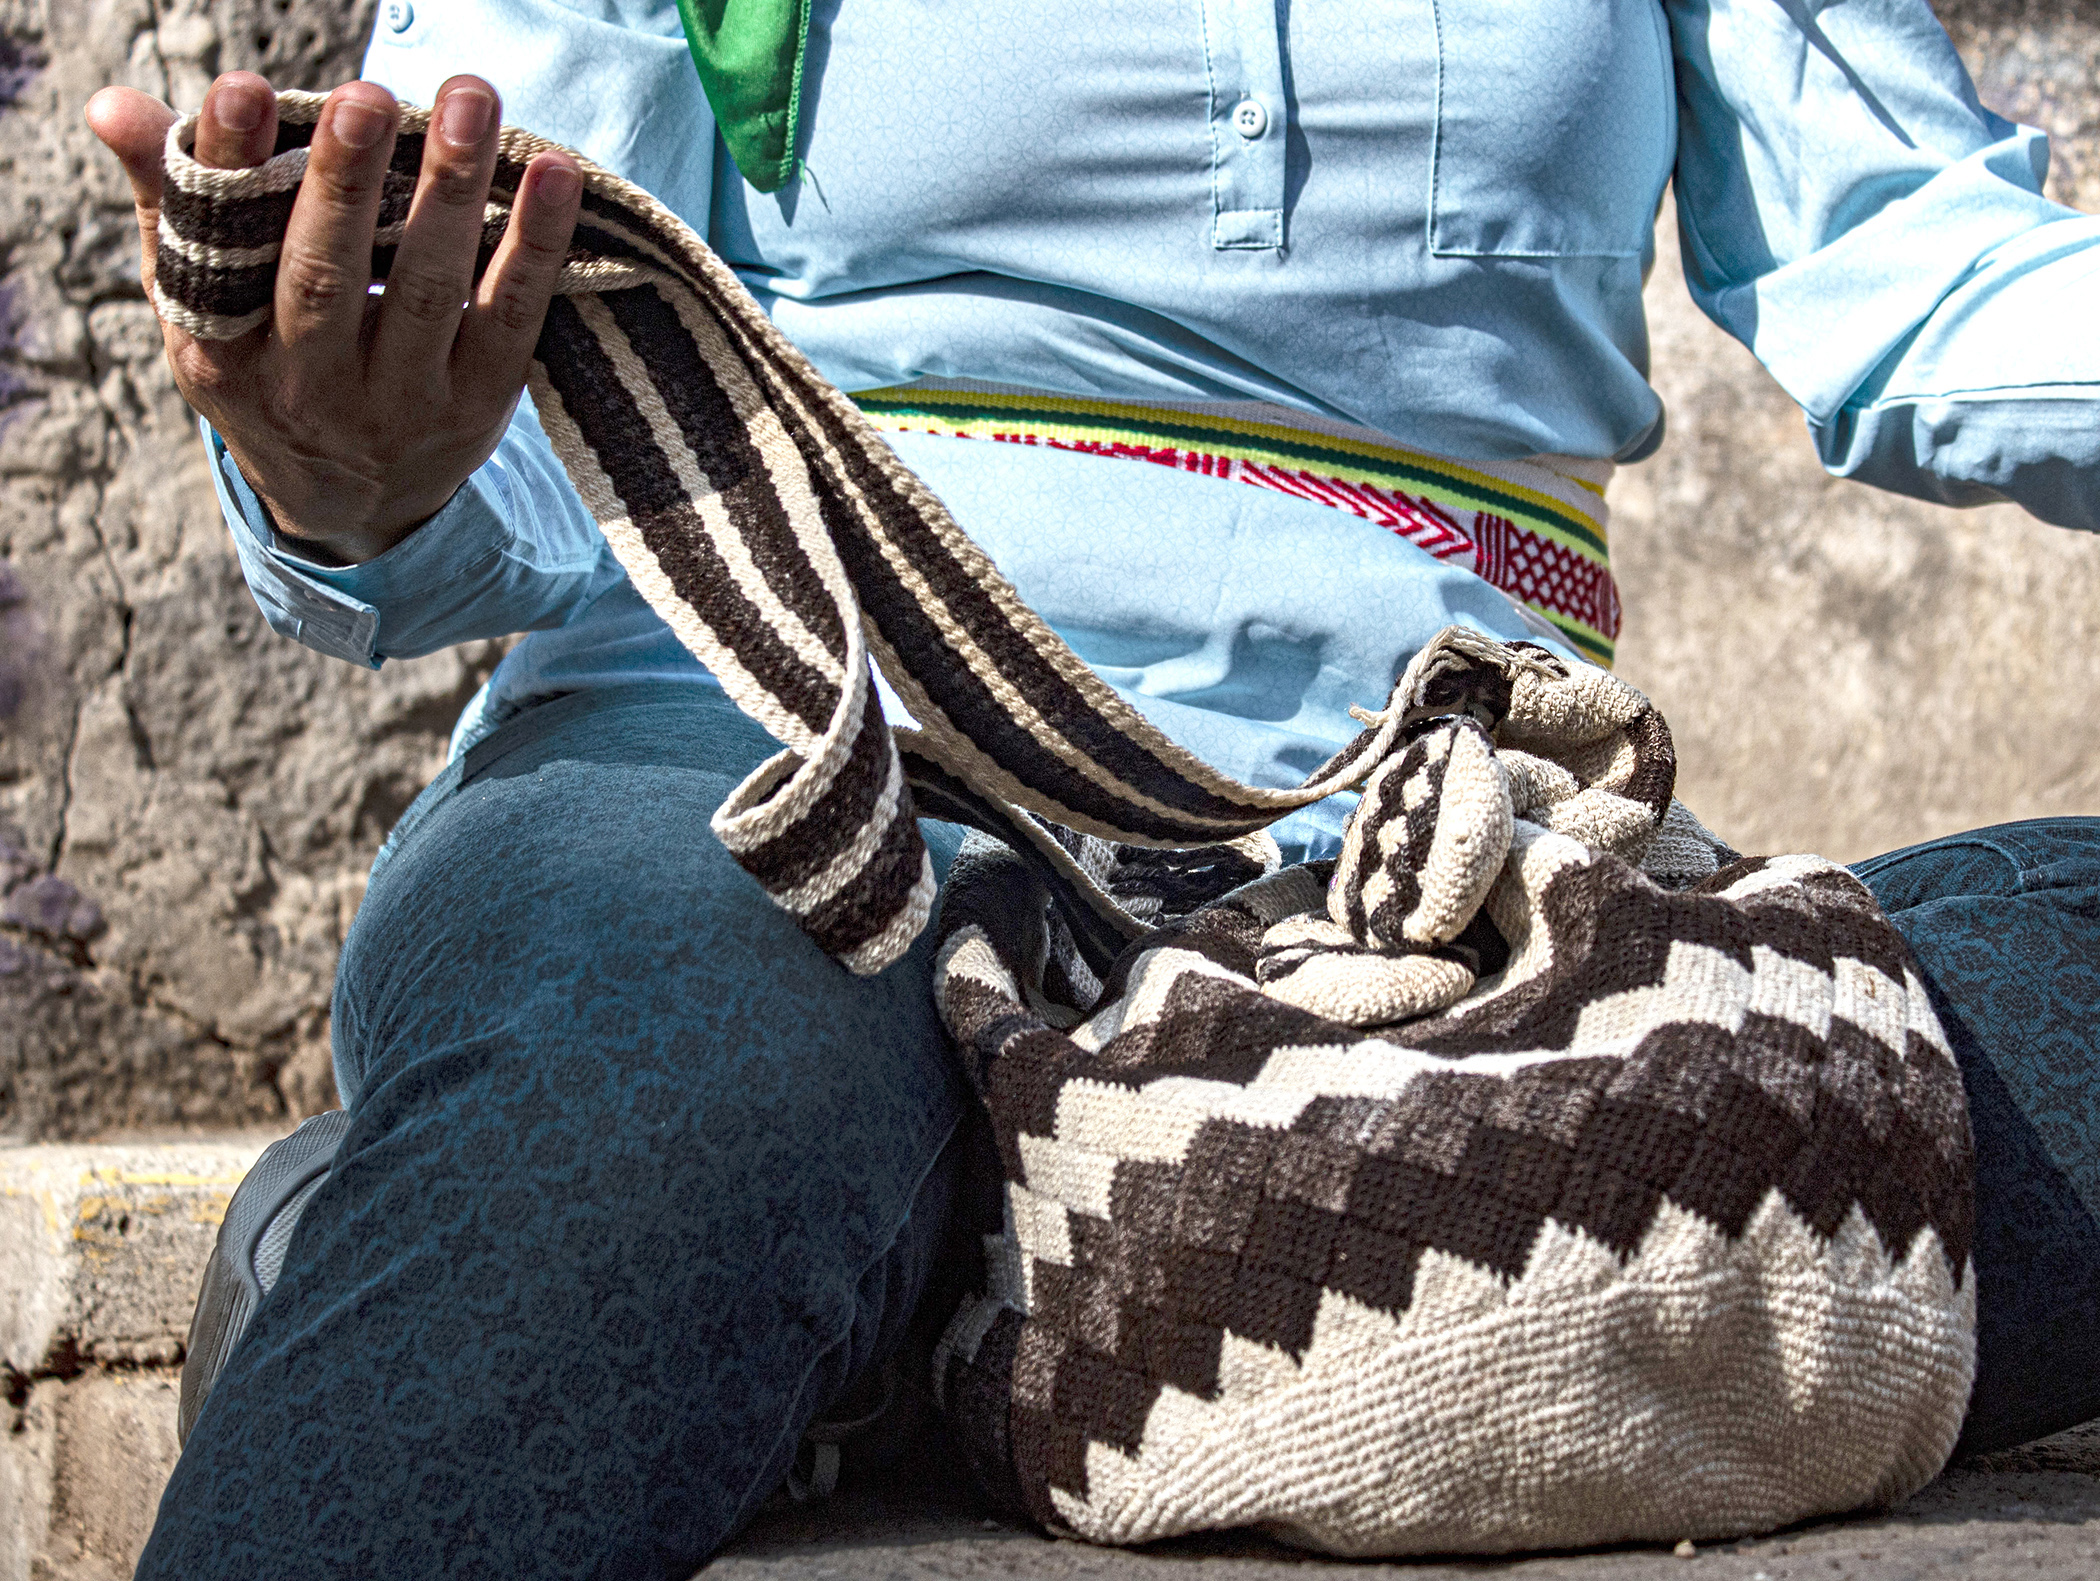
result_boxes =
[209,395,620,667]
[1668,0,2100,530]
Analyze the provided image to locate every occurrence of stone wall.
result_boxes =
[0,0,506,1140]
[1,1,2096,1139]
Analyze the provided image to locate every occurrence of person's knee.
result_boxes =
[342,759,953,1086]
[1851,817,2100,914]
[1853,836,2022,914]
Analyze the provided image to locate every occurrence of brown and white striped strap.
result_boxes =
[156,92,1430,973]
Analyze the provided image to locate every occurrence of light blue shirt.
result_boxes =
[214,0,2099,853]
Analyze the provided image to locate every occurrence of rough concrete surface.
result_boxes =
[715,1436,2100,1579]
[0,1137,269,1374]
[8,1371,184,1581]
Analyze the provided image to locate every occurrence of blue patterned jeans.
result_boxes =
[1852,818,2100,1457]
[139,684,972,1580]
[138,681,2100,1578]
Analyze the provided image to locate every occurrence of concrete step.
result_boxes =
[720,1455,2100,1579]
[5,1139,2098,1581]
[1,1139,280,1378]
[1,1136,281,1581]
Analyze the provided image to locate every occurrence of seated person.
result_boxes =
[86,1,2100,1575]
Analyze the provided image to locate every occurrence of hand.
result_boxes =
[85,71,583,565]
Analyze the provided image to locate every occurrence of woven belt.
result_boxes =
[854,385,1622,666]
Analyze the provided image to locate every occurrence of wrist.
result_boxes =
[254,484,459,567]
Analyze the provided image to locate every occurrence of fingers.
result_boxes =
[274,82,399,352]
[194,72,279,170]
[85,87,179,293]
[370,76,501,387]
[457,151,581,385]
[84,86,178,200]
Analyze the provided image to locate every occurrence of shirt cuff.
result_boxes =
[204,419,513,668]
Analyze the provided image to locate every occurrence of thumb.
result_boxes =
[87,86,178,206]
[86,87,179,292]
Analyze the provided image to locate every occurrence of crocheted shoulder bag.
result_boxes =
[155,97,1978,1555]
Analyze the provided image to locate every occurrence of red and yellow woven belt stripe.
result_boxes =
[852,385,1622,667]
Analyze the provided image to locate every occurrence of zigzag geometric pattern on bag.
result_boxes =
[930,639,1976,1554]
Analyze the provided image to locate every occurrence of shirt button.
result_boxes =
[1232,98,1268,140]
[383,0,415,32]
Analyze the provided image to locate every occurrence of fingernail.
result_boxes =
[439,90,492,147]
[332,97,389,151]
[537,163,580,204]
[215,82,265,133]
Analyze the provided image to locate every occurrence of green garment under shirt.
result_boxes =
[673,0,811,193]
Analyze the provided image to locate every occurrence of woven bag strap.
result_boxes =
[154,93,1413,973]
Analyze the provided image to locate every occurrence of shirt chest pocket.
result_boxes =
[1430,0,1676,259]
